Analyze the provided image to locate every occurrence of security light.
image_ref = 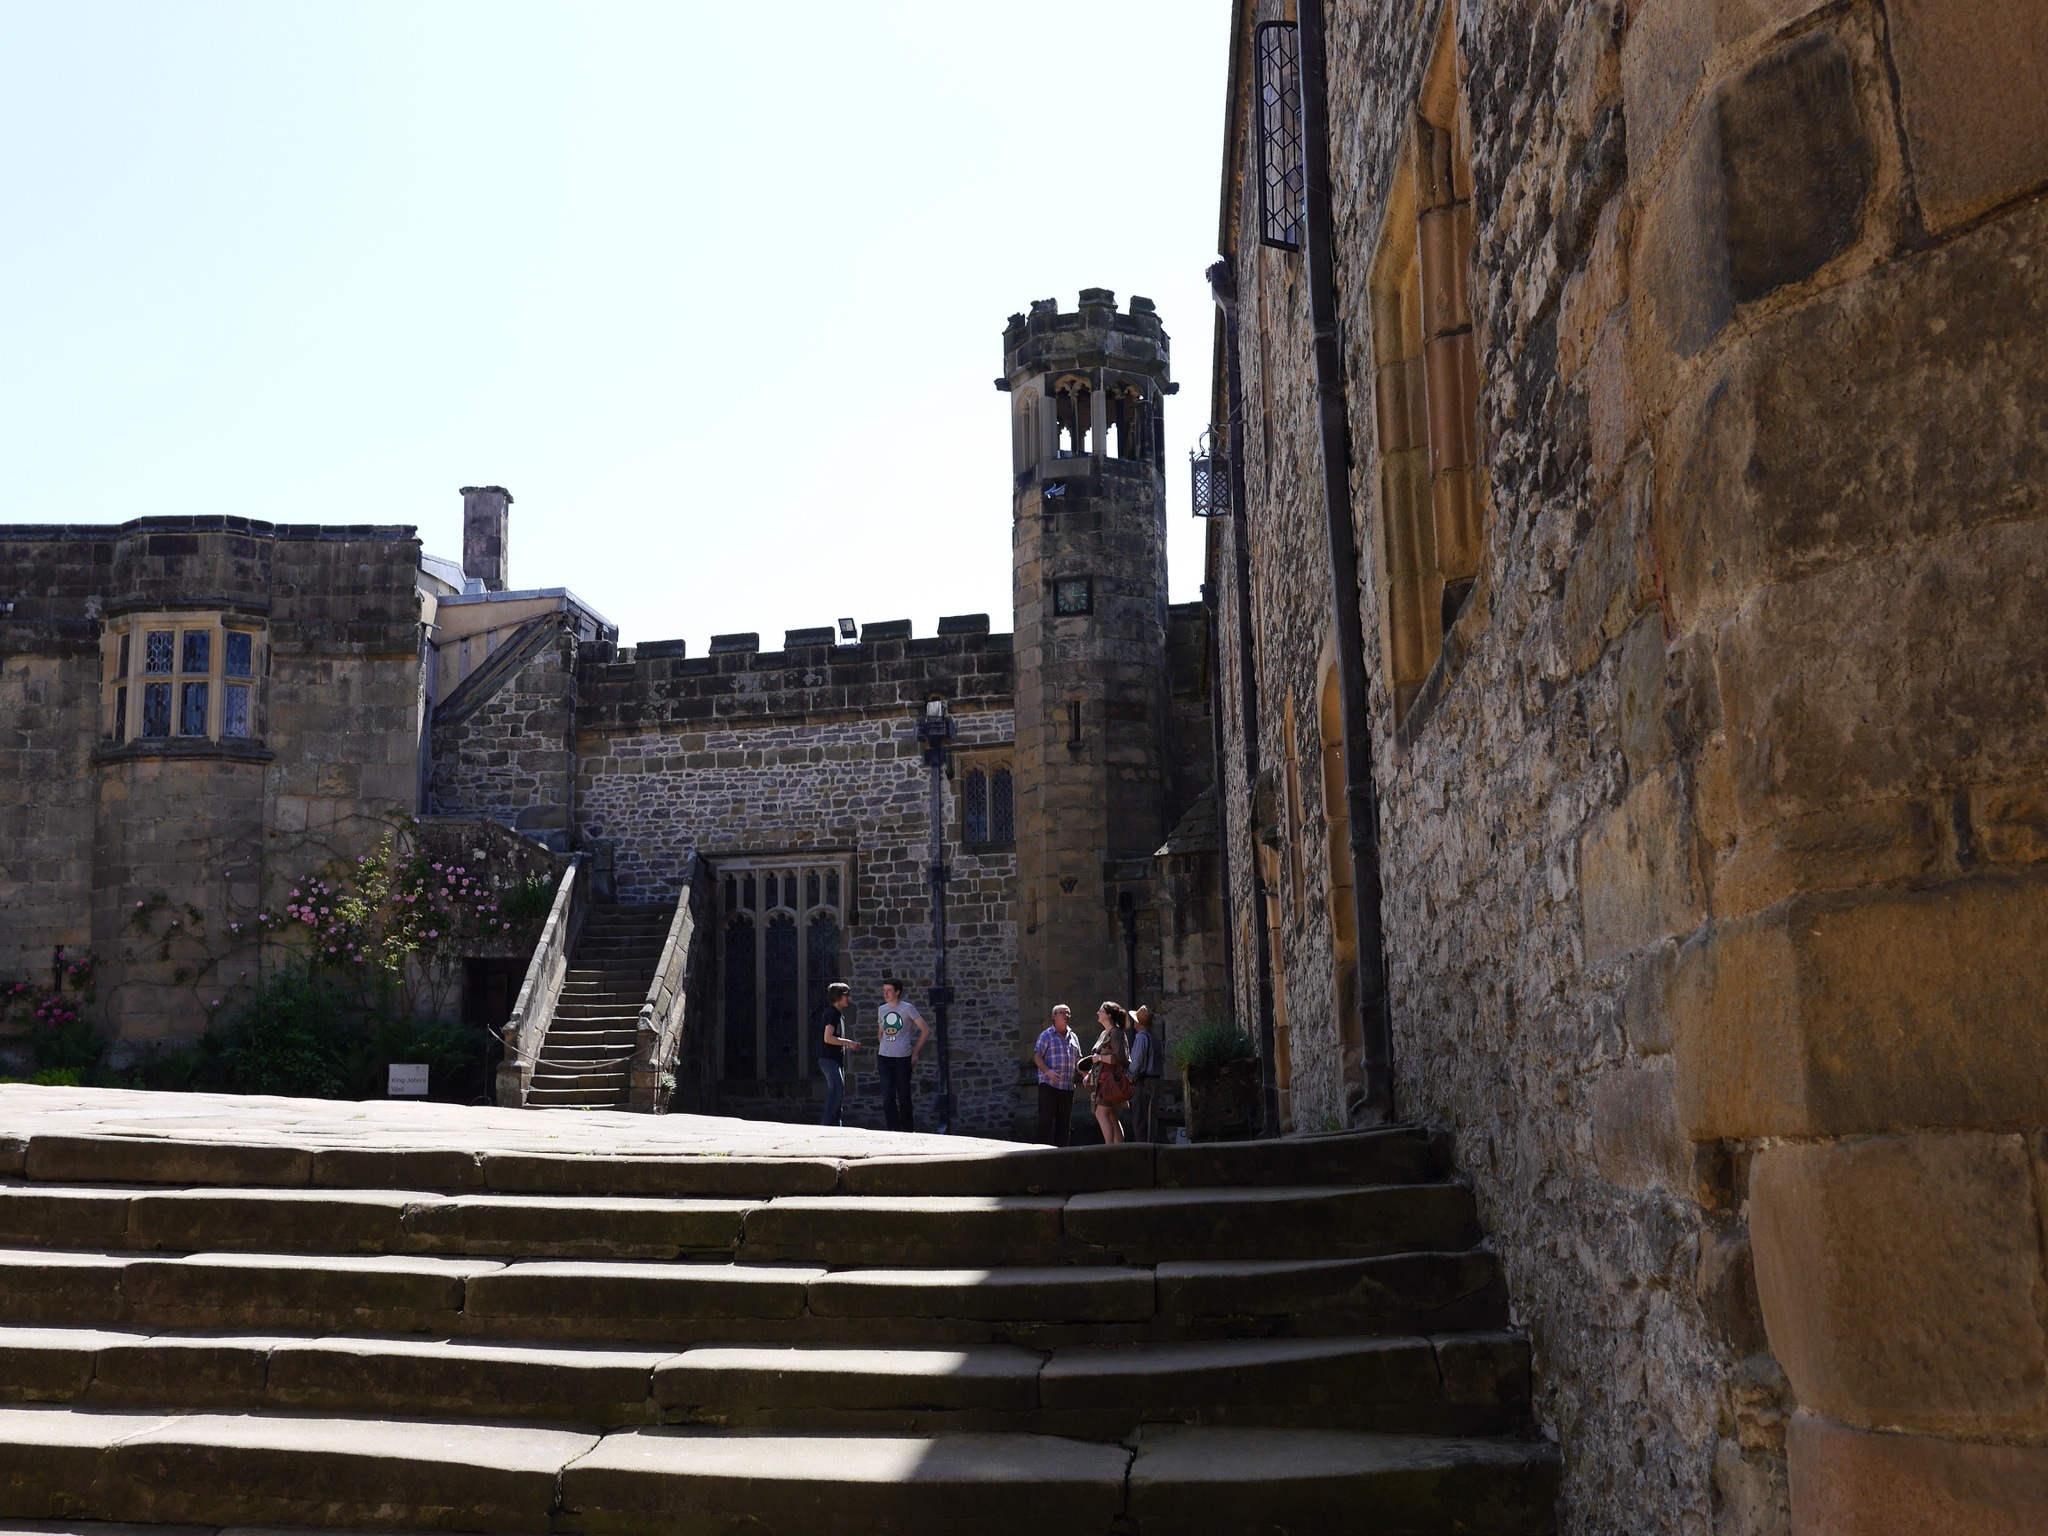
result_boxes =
[837,617,857,641]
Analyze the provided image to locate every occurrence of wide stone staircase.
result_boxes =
[527,904,676,1109]
[0,1123,1558,1533]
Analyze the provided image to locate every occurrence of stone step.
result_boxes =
[0,1405,1558,1534]
[0,1324,1526,1436]
[0,1247,1503,1347]
[4,1127,1449,1199]
[0,1182,1480,1269]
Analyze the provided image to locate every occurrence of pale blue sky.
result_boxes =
[0,2,1230,649]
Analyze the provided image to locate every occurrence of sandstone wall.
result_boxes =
[1,520,427,1042]
[1213,0,2048,1530]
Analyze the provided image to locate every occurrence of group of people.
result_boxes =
[1031,1000,1163,1146]
[812,982,1166,1144]
[813,978,928,1131]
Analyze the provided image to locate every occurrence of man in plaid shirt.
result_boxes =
[1033,1004,1081,1146]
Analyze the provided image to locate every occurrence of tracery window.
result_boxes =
[716,857,850,1083]
[1053,375,1093,458]
[104,615,264,746]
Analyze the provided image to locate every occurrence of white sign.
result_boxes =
[387,1064,430,1097]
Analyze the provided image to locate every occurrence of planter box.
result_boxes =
[1182,1056,1261,1142]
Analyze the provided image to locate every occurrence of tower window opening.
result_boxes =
[1067,699,1084,747]
[1108,383,1149,462]
[1054,377,1093,458]
[964,768,989,845]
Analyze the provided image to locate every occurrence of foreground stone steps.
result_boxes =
[0,1182,1479,1266]
[0,1248,1505,1347]
[0,1407,1557,1535]
[0,1114,1553,1533]
[0,1324,1527,1436]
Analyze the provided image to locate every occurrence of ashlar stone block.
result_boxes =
[1752,1135,2048,1437]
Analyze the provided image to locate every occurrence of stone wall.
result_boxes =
[1212,0,2048,1531]
[430,616,580,851]
[573,623,1024,1136]
[1,519,428,1042]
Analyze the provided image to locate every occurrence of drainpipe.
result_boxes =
[1202,571,1239,1037]
[1299,0,1394,1122]
[1208,259,1282,1139]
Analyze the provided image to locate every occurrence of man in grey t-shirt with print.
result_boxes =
[875,979,930,1134]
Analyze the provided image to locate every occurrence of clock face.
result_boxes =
[1054,578,1091,616]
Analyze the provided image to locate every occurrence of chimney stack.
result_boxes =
[459,485,512,592]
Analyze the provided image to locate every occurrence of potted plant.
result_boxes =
[1173,1019,1261,1142]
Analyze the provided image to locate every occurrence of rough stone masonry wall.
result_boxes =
[430,621,579,851]
[574,628,1022,1138]
[1218,0,2048,1532]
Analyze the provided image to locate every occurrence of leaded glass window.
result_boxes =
[223,682,251,738]
[181,630,210,676]
[964,768,989,844]
[144,631,174,675]
[180,681,209,736]
[224,631,253,677]
[1256,22,1305,250]
[141,682,171,737]
[991,767,1015,843]
[114,686,128,745]
[763,914,800,1081]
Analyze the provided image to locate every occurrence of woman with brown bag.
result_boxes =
[1084,1001,1135,1145]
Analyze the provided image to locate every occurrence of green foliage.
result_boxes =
[106,967,489,1104]
[214,969,357,1099]
[500,874,559,925]
[1171,1018,1258,1073]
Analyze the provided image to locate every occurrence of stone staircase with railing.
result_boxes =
[0,1117,1558,1533]
[526,904,677,1109]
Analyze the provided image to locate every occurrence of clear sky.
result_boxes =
[0,2,1231,649]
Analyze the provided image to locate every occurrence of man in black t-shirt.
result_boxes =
[816,982,861,1126]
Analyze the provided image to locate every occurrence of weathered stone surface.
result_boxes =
[1887,0,2048,232]
[1154,1252,1507,1336]
[1637,27,1873,356]
[1786,1411,2048,1536]
[1750,1134,2048,1437]
[462,1261,822,1343]
[403,1193,752,1259]
[482,1152,840,1200]
[560,1428,1131,1536]
[737,1195,1065,1267]
[1591,1057,1690,1193]
[311,1146,485,1191]
[1153,1126,1446,1189]
[0,1186,133,1248]
[1040,1335,1453,1430]
[102,1412,596,1532]
[805,1265,1153,1325]
[0,1325,129,1403]
[264,1337,664,1426]
[0,1248,127,1326]
[126,1189,413,1255]
[1579,766,1704,963]
[655,1345,1041,1419]
[1674,876,2048,1139]
[0,1405,174,1522]
[1126,1425,1560,1536]
[87,1334,279,1409]
[23,1137,310,1189]
[836,1143,1154,1197]
[122,1252,494,1335]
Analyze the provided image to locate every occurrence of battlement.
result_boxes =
[576,614,1014,735]
[999,288,1174,387]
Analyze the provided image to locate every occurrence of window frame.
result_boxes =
[713,854,854,1085]
[102,613,266,748]
[955,752,1017,852]
[1255,21,1306,251]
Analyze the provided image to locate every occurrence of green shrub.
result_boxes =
[342,1015,489,1103]
[501,875,559,925]
[214,968,360,1099]
[1171,1018,1257,1073]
